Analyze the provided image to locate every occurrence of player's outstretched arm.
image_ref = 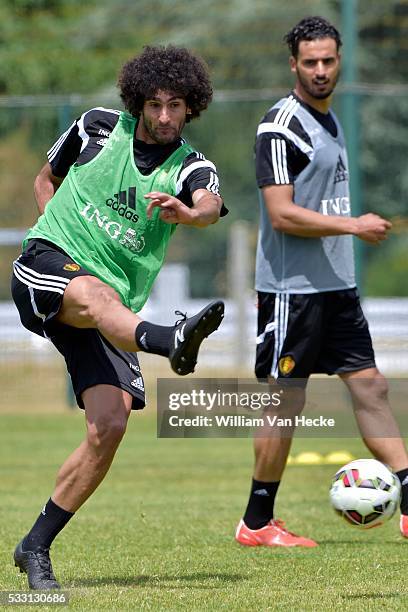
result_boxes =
[145,189,222,227]
[34,162,63,215]
[263,184,391,243]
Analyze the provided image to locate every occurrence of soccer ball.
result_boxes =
[329,459,401,529]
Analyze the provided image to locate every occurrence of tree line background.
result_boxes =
[1,0,408,298]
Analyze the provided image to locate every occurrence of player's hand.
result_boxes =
[355,213,392,244]
[145,192,197,225]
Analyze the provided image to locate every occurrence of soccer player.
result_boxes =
[235,16,408,548]
[12,45,226,589]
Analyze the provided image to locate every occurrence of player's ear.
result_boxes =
[289,55,297,73]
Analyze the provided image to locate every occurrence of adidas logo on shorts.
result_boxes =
[131,378,145,392]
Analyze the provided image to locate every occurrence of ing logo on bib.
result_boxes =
[63,263,81,272]
[278,355,295,376]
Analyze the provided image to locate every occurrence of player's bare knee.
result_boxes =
[347,370,388,400]
[370,372,389,403]
[359,372,389,404]
[87,417,128,454]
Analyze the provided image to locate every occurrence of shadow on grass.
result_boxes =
[319,540,403,546]
[70,572,246,589]
[342,593,404,600]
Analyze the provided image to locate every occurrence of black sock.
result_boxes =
[135,321,173,357]
[243,479,280,530]
[396,468,408,514]
[22,498,74,552]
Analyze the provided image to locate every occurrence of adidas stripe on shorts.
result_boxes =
[11,238,145,410]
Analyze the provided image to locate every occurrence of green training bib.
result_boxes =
[25,112,194,311]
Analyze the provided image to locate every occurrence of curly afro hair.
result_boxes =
[118,45,213,122]
[284,16,342,58]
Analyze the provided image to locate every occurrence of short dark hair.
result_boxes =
[284,16,342,58]
[118,45,213,122]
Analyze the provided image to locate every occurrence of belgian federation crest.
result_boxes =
[63,263,81,272]
[278,355,295,376]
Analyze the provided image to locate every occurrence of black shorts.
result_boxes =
[11,239,145,410]
[255,289,376,381]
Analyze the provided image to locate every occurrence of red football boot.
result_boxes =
[400,515,408,538]
[235,518,318,548]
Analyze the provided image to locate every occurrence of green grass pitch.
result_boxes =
[1,410,407,611]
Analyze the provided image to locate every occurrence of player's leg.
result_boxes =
[323,289,408,537]
[236,293,319,547]
[252,383,306,482]
[340,367,408,536]
[12,239,224,375]
[11,267,147,590]
[253,432,294,483]
[341,367,408,469]
[237,386,317,547]
[53,385,132,511]
[13,385,132,589]
[58,275,224,375]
